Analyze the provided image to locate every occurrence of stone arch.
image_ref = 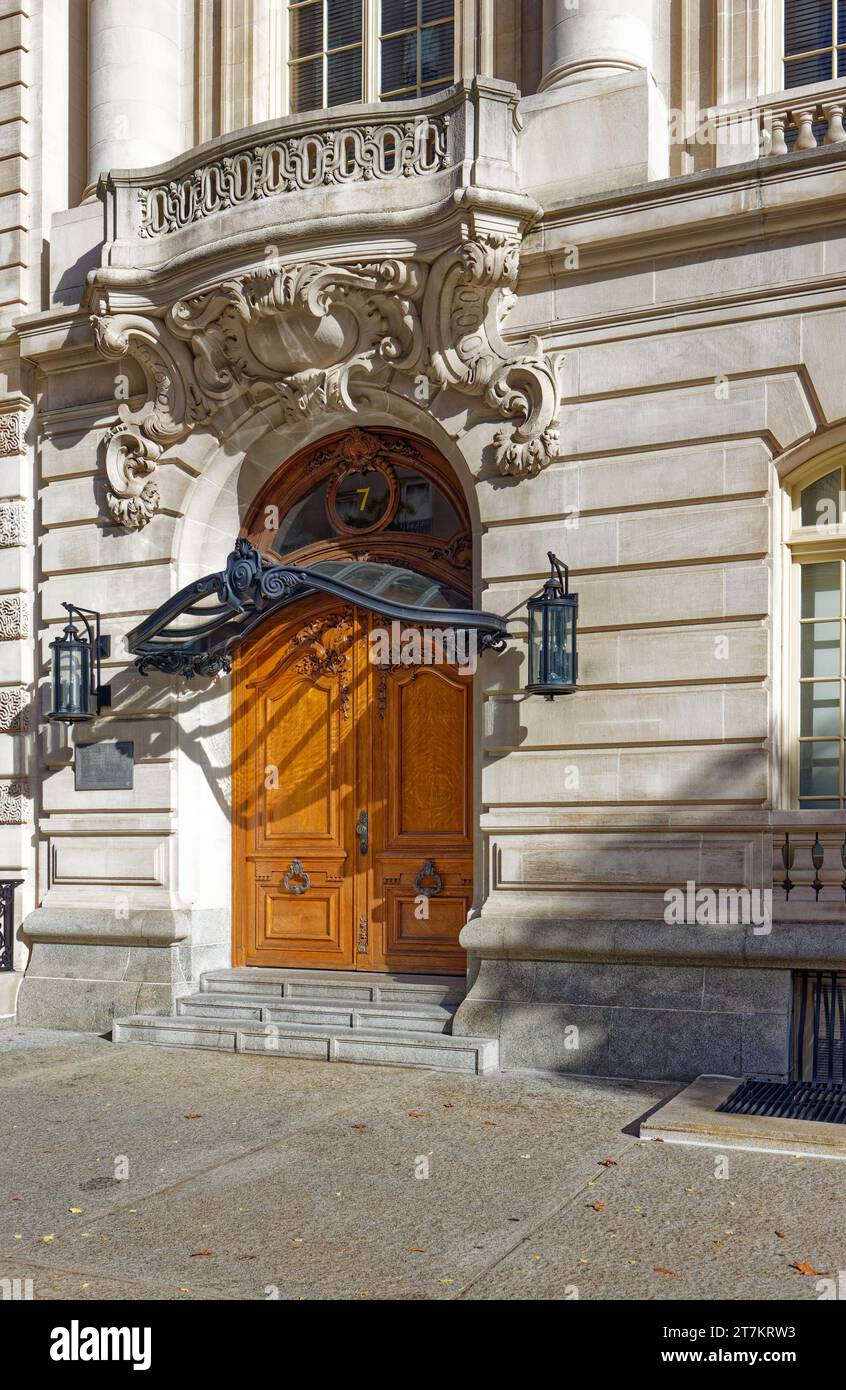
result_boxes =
[166,391,491,952]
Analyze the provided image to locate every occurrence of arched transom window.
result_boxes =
[244,428,472,598]
[786,459,846,808]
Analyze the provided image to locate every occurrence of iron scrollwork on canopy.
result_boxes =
[128,539,508,679]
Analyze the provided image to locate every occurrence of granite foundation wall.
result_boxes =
[16,908,230,1032]
[453,955,792,1081]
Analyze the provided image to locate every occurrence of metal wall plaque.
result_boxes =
[75,741,134,792]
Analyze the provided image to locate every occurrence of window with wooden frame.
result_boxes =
[287,0,456,115]
[786,460,846,809]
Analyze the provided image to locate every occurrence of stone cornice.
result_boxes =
[525,141,846,275]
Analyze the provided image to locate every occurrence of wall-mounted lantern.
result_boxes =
[48,604,111,723]
[526,552,578,698]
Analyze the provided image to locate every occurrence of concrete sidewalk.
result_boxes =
[0,1030,842,1300]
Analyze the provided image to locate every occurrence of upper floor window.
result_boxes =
[784,0,846,88]
[380,0,455,100]
[786,461,846,808]
[288,0,455,115]
[289,1,364,113]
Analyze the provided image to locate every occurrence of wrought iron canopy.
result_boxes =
[127,539,508,677]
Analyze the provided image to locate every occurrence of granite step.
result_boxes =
[198,967,465,1009]
[176,991,454,1033]
[111,1013,499,1073]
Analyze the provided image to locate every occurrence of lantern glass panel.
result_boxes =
[51,639,91,720]
[547,603,574,688]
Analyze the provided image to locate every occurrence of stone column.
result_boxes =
[540,0,653,90]
[87,0,182,190]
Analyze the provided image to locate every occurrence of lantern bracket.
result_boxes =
[61,603,111,715]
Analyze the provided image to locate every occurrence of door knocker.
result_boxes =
[282,859,311,895]
[414,860,443,897]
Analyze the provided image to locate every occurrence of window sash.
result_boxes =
[286,0,456,114]
[784,0,846,87]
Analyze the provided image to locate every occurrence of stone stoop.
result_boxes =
[112,968,500,1074]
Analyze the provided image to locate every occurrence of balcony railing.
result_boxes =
[713,77,846,166]
[98,79,524,248]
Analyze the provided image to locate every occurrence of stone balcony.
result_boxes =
[712,76,846,168]
[94,78,538,292]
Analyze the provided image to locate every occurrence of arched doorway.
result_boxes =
[231,428,475,975]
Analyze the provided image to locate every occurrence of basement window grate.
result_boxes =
[718,1078,846,1125]
[717,971,846,1125]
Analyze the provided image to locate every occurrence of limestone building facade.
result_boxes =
[1,0,845,1080]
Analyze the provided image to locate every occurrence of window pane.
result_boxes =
[422,0,453,19]
[381,31,417,92]
[801,681,842,736]
[801,563,841,619]
[421,20,453,83]
[801,621,841,677]
[785,1,832,56]
[328,46,362,104]
[800,740,841,796]
[801,469,841,527]
[291,57,323,113]
[784,51,833,86]
[328,0,362,49]
[291,2,323,58]
[382,0,417,34]
[799,797,841,808]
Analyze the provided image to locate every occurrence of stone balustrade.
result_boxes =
[761,98,846,156]
[714,78,846,167]
[138,111,452,240]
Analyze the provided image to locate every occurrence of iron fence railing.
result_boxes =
[779,833,846,900]
[0,879,22,972]
[794,970,845,1085]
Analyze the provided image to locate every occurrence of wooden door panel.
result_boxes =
[253,877,352,967]
[260,679,338,845]
[381,879,471,973]
[392,671,470,841]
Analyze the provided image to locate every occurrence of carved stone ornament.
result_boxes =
[0,687,30,732]
[91,234,561,529]
[0,501,29,548]
[0,413,24,457]
[0,596,29,640]
[0,779,33,825]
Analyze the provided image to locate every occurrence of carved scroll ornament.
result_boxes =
[92,234,561,529]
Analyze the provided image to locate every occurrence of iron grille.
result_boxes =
[793,970,845,1085]
[717,971,846,1125]
[0,879,22,972]
[718,1078,846,1125]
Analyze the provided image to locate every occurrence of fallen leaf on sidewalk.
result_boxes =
[351,1124,367,1130]
[190,1250,213,1258]
[790,1259,828,1276]
[408,1112,422,1118]
[775,1231,786,1239]
[655,1267,681,1277]
[598,1159,617,1168]
[184,1113,203,1119]
[408,1247,427,1253]
[588,1202,606,1212]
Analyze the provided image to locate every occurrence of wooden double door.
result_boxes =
[232,595,472,974]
